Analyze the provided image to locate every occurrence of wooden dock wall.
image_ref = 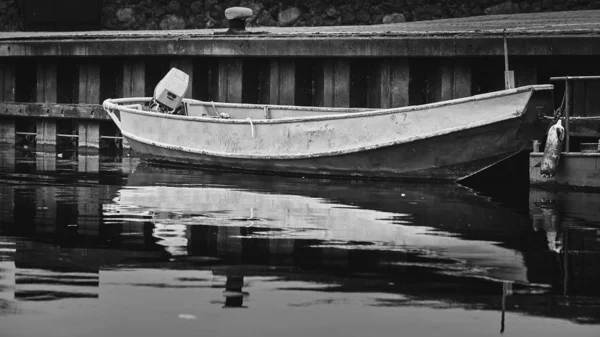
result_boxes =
[2,12,600,151]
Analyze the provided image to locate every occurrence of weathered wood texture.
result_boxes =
[78,63,101,104]
[318,59,350,107]
[2,36,600,57]
[78,122,100,149]
[36,63,57,103]
[433,59,471,102]
[0,102,106,119]
[530,152,600,188]
[269,59,295,105]
[566,118,600,138]
[0,63,15,102]
[0,63,16,144]
[36,119,57,146]
[218,58,243,103]
[374,58,410,108]
[119,61,145,97]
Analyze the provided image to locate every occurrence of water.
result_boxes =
[1,146,599,337]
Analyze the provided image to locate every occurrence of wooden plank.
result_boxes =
[0,119,16,144]
[36,63,57,103]
[454,61,472,99]
[321,59,350,107]
[170,58,194,98]
[0,63,15,102]
[434,59,471,102]
[78,121,100,149]
[567,118,600,138]
[0,102,107,119]
[0,62,16,144]
[120,60,145,97]
[269,59,295,105]
[78,63,101,104]
[36,119,57,146]
[377,58,410,108]
[218,58,243,103]
[530,152,600,188]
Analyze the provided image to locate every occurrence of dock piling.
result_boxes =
[376,58,410,108]
[218,59,243,103]
[320,59,350,107]
[78,62,101,149]
[269,59,295,105]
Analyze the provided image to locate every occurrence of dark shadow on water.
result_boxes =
[1,149,600,331]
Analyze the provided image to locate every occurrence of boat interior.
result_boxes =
[183,100,370,120]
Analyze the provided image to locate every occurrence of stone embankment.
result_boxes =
[1,0,599,31]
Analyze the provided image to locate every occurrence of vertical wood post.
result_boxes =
[78,152,100,173]
[320,59,350,107]
[120,60,146,97]
[434,59,471,102]
[374,58,409,108]
[78,63,101,149]
[269,59,295,105]
[37,63,57,103]
[35,151,56,172]
[118,60,145,150]
[36,63,57,148]
[218,59,243,103]
[77,186,100,237]
[170,58,194,98]
[0,64,16,144]
[565,80,571,152]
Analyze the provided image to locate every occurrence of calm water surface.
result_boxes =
[0,146,599,337]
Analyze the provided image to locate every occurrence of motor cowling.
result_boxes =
[151,67,189,114]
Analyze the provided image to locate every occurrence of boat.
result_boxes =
[102,68,554,181]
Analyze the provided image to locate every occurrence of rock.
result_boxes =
[207,4,224,23]
[160,14,186,30]
[116,8,134,23]
[339,5,355,24]
[239,2,264,24]
[382,13,405,24]
[325,6,340,18]
[356,9,371,24]
[371,14,384,24]
[167,0,181,14]
[256,11,277,26]
[484,2,517,15]
[190,1,203,14]
[278,7,302,26]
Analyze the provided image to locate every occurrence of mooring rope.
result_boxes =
[245,117,255,138]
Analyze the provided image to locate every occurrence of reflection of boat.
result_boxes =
[103,83,553,181]
[111,163,533,283]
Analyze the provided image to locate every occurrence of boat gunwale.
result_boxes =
[102,84,552,125]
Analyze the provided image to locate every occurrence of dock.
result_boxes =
[1,10,600,159]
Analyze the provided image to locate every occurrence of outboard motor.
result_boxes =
[150,67,189,114]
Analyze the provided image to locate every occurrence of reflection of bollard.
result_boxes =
[223,276,248,308]
[224,7,252,34]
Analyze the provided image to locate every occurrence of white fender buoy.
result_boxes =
[540,119,565,178]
